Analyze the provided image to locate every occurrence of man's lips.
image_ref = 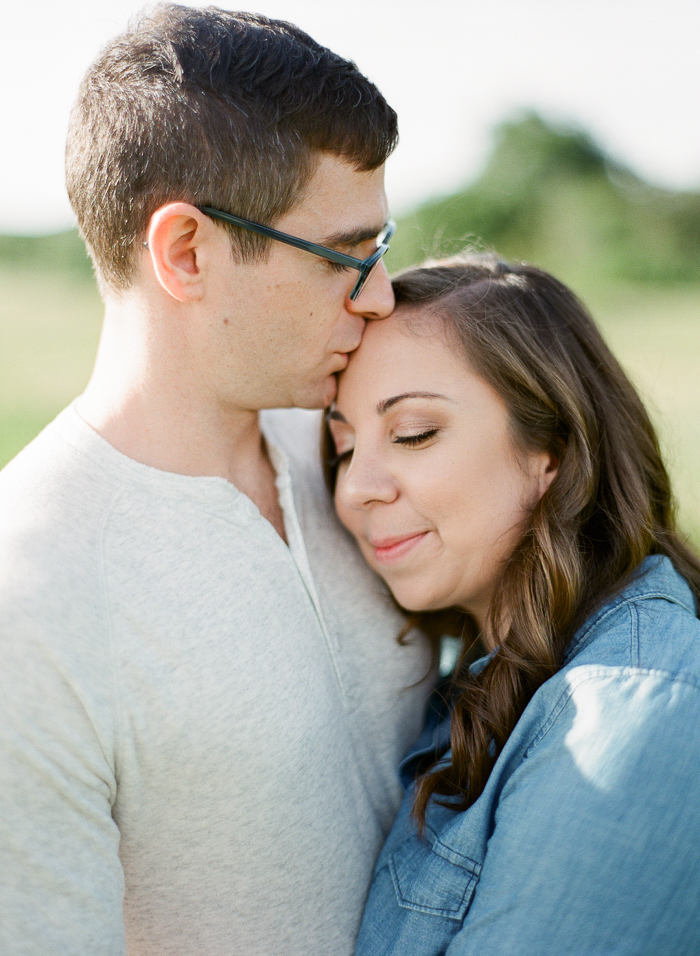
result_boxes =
[333,338,362,370]
[332,352,351,373]
[370,532,429,564]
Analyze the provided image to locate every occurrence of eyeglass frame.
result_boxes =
[198,205,396,301]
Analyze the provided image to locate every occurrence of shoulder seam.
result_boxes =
[566,590,695,662]
[526,666,700,757]
[629,603,639,669]
[99,487,126,806]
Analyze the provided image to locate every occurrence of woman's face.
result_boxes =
[329,307,556,628]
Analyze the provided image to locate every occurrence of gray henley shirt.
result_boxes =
[0,404,433,956]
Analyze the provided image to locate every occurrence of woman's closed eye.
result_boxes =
[393,428,439,447]
[327,447,353,468]
[329,429,439,466]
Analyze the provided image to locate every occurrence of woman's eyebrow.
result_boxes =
[377,392,453,414]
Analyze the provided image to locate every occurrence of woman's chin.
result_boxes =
[387,584,453,615]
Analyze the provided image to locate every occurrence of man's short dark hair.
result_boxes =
[65,3,398,293]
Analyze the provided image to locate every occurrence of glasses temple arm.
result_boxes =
[198,206,364,269]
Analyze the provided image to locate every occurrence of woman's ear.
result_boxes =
[144,203,214,302]
[535,449,559,499]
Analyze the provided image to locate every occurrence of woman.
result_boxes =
[325,254,700,955]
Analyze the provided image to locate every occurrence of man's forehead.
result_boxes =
[282,154,389,240]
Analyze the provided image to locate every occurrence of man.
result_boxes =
[0,6,432,954]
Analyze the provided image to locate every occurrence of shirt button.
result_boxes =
[245,500,259,520]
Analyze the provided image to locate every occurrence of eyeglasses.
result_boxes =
[198,205,396,301]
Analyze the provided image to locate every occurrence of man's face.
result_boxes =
[206,153,395,411]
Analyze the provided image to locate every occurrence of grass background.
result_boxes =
[0,266,101,466]
[1,114,699,543]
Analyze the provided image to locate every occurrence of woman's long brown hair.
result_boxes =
[329,253,700,831]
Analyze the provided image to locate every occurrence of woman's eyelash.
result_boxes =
[393,428,439,447]
[327,428,438,467]
[327,448,353,468]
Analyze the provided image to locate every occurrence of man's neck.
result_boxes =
[78,303,287,540]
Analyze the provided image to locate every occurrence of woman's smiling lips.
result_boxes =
[370,532,429,564]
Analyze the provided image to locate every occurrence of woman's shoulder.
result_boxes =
[515,556,700,754]
[400,555,700,795]
[562,555,700,683]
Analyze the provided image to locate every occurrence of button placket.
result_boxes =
[267,441,348,704]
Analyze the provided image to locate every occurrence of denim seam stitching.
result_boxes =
[565,590,696,663]
[420,824,483,873]
[629,603,640,668]
[526,667,700,757]
[388,857,479,919]
[432,836,481,872]
[526,682,578,753]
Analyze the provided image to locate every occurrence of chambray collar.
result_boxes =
[563,555,697,664]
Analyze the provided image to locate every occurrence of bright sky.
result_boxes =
[3,0,700,234]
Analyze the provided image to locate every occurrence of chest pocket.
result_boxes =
[389,833,481,921]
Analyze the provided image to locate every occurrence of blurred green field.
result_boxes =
[0,265,101,466]
[1,263,698,545]
[583,283,700,546]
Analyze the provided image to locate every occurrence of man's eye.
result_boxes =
[393,429,439,447]
[327,261,353,274]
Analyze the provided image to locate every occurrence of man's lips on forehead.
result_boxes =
[332,353,350,373]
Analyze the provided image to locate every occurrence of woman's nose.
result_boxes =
[336,450,399,510]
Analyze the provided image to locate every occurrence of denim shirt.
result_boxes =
[356,557,700,956]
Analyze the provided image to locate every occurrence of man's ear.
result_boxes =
[144,203,215,302]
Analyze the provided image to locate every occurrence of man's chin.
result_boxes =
[274,374,338,411]
[300,374,338,410]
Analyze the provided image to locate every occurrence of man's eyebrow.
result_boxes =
[377,392,454,414]
[321,224,386,251]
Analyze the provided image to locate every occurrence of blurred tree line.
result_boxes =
[0,230,93,277]
[386,112,700,289]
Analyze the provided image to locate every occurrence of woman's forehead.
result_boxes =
[345,309,452,378]
[336,308,490,418]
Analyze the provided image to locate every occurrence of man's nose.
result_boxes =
[348,260,394,320]
[336,448,399,511]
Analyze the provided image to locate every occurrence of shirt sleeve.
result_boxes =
[447,670,700,956]
[0,619,125,956]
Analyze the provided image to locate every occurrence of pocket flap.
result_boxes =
[389,834,481,921]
